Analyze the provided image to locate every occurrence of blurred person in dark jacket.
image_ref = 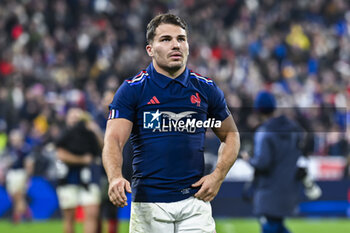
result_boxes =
[242,91,305,233]
[55,107,103,233]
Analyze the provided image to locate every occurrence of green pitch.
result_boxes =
[215,218,350,233]
[0,218,349,233]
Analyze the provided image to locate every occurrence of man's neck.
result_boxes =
[260,112,275,123]
[152,62,186,79]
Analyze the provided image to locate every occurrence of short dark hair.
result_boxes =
[146,13,188,44]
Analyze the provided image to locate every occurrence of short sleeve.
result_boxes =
[207,83,230,121]
[108,81,138,122]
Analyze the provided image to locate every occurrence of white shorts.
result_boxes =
[56,183,101,209]
[6,169,27,195]
[130,196,216,233]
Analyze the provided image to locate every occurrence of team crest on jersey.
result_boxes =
[191,92,201,107]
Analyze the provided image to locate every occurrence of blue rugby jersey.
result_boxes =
[109,63,230,202]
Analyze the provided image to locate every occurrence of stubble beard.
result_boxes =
[162,56,187,74]
[165,62,183,73]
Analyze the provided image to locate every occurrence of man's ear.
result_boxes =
[146,44,153,57]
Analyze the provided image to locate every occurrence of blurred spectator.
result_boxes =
[242,91,305,233]
[4,128,32,223]
[55,108,103,233]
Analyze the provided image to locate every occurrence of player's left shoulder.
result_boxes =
[189,70,214,86]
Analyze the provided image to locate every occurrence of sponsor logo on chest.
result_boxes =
[143,109,221,133]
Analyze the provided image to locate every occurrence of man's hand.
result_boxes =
[82,154,93,165]
[108,177,132,207]
[192,171,224,202]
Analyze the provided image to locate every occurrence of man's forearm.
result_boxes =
[102,140,124,183]
[102,119,133,183]
[57,148,92,165]
[214,131,240,181]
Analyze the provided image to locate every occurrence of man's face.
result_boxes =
[66,108,83,127]
[146,24,189,74]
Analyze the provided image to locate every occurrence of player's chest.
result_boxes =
[135,85,209,132]
[138,82,208,112]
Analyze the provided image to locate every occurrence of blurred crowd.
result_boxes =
[0,0,349,187]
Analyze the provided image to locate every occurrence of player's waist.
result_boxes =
[131,177,200,202]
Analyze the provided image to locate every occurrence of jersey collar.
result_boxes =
[147,63,190,88]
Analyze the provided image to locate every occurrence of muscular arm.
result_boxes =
[212,114,240,180]
[193,114,240,201]
[102,118,133,207]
